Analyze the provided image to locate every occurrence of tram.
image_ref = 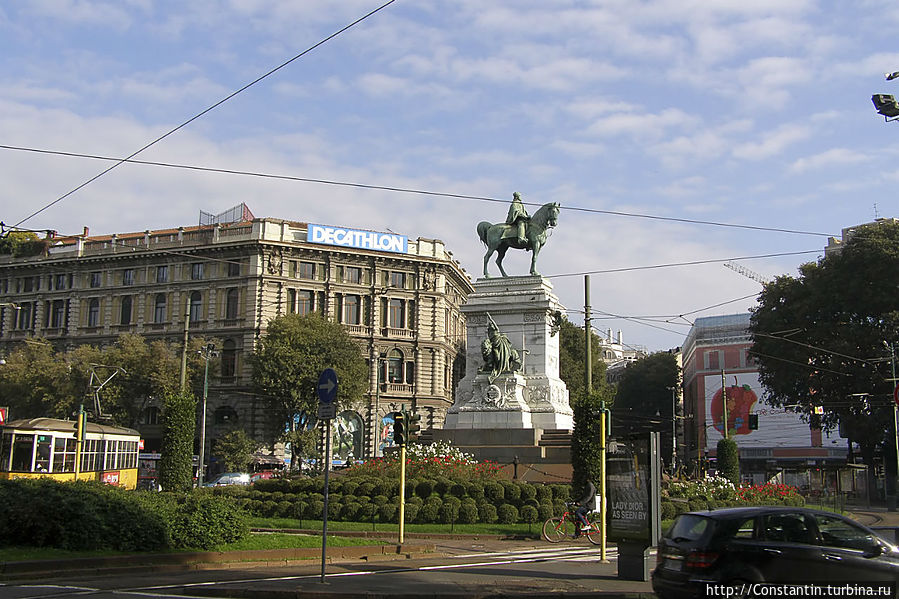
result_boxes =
[0,417,141,489]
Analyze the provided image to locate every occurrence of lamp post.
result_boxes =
[197,343,217,487]
[883,341,899,512]
[667,386,678,472]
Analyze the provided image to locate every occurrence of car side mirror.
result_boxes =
[862,541,885,558]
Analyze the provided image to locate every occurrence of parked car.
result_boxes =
[250,470,279,482]
[203,472,251,487]
[652,506,899,598]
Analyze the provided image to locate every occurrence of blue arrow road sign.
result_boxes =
[317,368,338,405]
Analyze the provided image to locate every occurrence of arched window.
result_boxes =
[189,291,202,323]
[225,288,239,319]
[143,406,160,425]
[87,298,100,327]
[221,339,236,378]
[120,295,132,325]
[154,293,167,323]
[387,348,403,383]
[214,406,238,425]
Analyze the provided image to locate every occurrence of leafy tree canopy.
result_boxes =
[558,318,609,406]
[250,313,368,442]
[212,429,259,472]
[749,220,899,466]
[613,351,680,419]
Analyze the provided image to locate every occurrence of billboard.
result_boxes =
[703,372,813,447]
[307,224,408,254]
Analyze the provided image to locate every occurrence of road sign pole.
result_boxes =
[399,442,406,545]
[321,417,331,583]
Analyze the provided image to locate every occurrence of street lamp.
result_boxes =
[873,70,899,122]
[197,343,218,487]
[667,386,678,472]
[883,341,899,512]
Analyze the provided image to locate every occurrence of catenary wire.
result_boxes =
[0,144,836,238]
[11,0,398,229]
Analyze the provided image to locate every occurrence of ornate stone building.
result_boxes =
[0,214,473,465]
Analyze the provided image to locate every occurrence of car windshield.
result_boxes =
[668,514,712,541]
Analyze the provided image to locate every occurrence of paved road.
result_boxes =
[0,541,656,599]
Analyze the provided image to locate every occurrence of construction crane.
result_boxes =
[723,262,770,285]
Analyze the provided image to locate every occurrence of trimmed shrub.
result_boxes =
[535,485,553,503]
[519,483,537,502]
[378,502,398,523]
[356,502,376,522]
[458,499,479,524]
[434,477,453,496]
[449,483,467,498]
[152,493,249,550]
[307,500,324,519]
[536,503,553,522]
[466,481,485,500]
[520,505,538,525]
[484,482,504,502]
[500,481,521,503]
[417,497,441,523]
[550,484,570,502]
[327,499,342,521]
[478,502,498,524]
[415,479,435,498]
[372,494,389,506]
[497,503,519,524]
[402,501,420,523]
[717,438,740,485]
[660,500,677,521]
[439,496,462,524]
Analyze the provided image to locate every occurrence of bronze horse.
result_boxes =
[477,202,560,277]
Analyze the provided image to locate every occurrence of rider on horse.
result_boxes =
[505,192,530,245]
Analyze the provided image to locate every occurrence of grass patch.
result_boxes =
[248,517,540,538]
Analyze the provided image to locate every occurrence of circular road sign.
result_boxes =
[317,368,339,405]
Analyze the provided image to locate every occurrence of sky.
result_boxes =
[2,0,899,354]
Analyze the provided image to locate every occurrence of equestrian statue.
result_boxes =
[477,192,560,277]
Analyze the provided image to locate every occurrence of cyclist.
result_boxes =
[573,480,597,538]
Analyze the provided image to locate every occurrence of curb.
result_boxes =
[0,542,437,582]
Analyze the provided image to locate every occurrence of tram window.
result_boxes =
[11,435,34,472]
[35,435,51,472]
[0,433,11,470]
[53,437,76,472]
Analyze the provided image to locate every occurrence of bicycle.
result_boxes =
[542,502,603,545]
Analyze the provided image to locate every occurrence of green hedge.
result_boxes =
[0,479,248,551]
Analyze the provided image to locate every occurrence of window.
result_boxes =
[388,299,405,328]
[225,288,239,319]
[51,300,65,328]
[705,350,721,371]
[227,261,241,277]
[343,266,362,284]
[16,303,33,330]
[299,262,316,280]
[221,339,236,378]
[120,296,132,325]
[390,271,406,288]
[813,514,881,552]
[154,293,167,323]
[122,269,134,286]
[387,349,404,383]
[87,299,100,327]
[763,513,814,544]
[297,290,313,315]
[156,265,168,283]
[89,272,102,288]
[214,406,239,425]
[143,406,160,425]
[54,274,67,290]
[405,360,415,385]
[342,295,360,325]
[190,263,204,280]
[189,291,202,322]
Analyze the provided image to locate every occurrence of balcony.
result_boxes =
[381,327,415,339]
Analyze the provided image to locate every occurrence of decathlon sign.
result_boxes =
[307,224,407,254]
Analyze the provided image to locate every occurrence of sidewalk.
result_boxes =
[846,504,899,543]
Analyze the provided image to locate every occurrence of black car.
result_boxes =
[652,506,899,598]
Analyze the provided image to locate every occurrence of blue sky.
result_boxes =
[2,1,899,353]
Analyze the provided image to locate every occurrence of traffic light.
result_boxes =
[748,414,759,430]
[393,412,405,446]
[406,412,421,443]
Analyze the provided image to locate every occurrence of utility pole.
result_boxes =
[721,369,729,440]
[585,275,608,562]
[197,343,217,487]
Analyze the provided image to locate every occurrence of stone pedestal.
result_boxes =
[443,276,572,431]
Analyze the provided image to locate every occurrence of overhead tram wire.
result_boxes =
[1,144,835,239]
[11,0,399,229]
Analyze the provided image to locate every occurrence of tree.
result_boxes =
[749,220,899,497]
[717,438,740,484]
[212,429,259,472]
[250,313,368,446]
[558,318,613,495]
[159,388,196,492]
[612,352,681,466]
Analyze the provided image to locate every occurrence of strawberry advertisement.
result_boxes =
[703,373,815,447]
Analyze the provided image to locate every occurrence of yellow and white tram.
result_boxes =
[0,417,141,489]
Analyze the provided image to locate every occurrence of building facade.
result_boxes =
[682,314,848,488]
[0,215,473,466]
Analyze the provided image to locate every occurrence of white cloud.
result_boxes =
[789,148,868,173]
[732,124,811,160]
